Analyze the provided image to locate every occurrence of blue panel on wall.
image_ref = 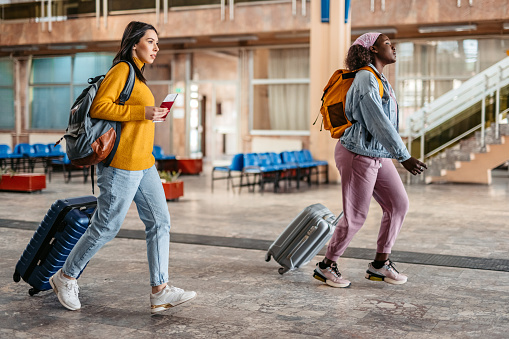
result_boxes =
[321,0,330,23]
[345,0,351,23]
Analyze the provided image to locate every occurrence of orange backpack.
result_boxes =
[319,66,383,139]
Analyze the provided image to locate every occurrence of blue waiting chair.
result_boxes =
[50,153,89,183]
[30,143,53,175]
[152,145,176,160]
[211,153,244,192]
[45,144,66,181]
[267,152,299,191]
[240,153,280,193]
[0,144,23,170]
[12,143,37,172]
[281,151,308,189]
[293,150,319,186]
[47,143,66,157]
[301,149,329,184]
[152,145,177,172]
[32,143,50,157]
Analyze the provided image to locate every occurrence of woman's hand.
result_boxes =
[401,157,427,175]
[145,106,169,122]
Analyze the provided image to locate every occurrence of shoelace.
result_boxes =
[168,286,184,294]
[64,281,79,297]
[386,260,399,274]
[328,264,342,278]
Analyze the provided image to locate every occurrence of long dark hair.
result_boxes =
[345,34,383,71]
[112,21,158,83]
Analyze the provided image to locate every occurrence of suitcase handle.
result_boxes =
[332,211,343,226]
[55,203,96,233]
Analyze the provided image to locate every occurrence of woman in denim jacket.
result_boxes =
[313,32,427,288]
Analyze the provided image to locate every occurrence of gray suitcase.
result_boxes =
[265,203,343,274]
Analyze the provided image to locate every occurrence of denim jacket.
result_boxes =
[340,64,411,162]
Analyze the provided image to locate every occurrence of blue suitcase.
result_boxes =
[13,196,97,296]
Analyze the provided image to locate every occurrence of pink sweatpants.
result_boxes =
[325,142,409,262]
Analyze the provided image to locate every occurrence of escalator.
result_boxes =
[406,57,509,160]
[409,84,509,158]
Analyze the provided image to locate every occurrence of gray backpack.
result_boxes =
[59,61,135,167]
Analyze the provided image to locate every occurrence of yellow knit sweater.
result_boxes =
[90,57,155,171]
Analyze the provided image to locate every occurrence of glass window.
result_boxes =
[73,53,114,84]
[29,53,114,130]
[251,48,310,132]
[0,59,15,129]
[30,87,70,130]
[31,57,72,84]
[0,59,14,86]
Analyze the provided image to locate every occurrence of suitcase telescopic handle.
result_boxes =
[332,211,344,226]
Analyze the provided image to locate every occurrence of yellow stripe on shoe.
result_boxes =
[151,303,173,310]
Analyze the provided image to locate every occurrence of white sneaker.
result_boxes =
[49,269,81,311]
[150,285,196,314]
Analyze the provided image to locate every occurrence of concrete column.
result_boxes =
[309,0,351,183]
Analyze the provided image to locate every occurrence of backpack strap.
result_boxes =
[357,66,385,143]
[117,61,136,105]
[358,66,384,98]
[102,61,135,168]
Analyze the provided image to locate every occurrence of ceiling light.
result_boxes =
[210,35,258,43]
[418,24,477,33]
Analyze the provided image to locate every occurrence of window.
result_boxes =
[0,59,15,130]
[250,47,310,134]
[29,53,113,130]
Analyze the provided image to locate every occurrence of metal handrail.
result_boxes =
[406,56,509,161]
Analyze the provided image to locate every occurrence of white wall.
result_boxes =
[251,137,302,153]
[0,133,12,148]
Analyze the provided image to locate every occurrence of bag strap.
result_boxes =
[357,66,385,143]
[358,66,384,98]
[117,61,136,106]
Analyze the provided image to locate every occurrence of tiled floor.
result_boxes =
[1,167,508,338]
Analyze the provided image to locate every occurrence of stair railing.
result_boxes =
[406,56,509,161]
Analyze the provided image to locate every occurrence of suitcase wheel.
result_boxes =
[13,271,21,283]
[265,253,271,262]
[278,267,289,275]
[28,288,40,296]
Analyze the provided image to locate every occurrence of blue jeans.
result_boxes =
[63,163,170,286]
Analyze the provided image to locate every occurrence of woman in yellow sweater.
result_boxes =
[49,21,196,314]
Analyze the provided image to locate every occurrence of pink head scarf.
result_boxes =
[352,32,382,49]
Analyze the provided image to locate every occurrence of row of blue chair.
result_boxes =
[1,143,176,182]
[0,143,66,172]
[211,150,329,193]
[0,143,90,183]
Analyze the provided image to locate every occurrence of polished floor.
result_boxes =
[1,166,509,338]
